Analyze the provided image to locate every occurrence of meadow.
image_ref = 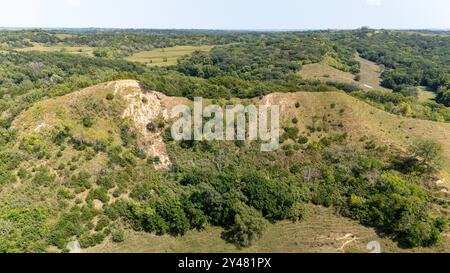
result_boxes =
[16,43,96,56]
[125,45,214,66]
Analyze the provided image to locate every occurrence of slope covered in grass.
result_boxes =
[298,56,389,92]
[262,91,450,185]
[1,80,449,253]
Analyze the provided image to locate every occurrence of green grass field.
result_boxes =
[418,86,437,102]
[124,45,214,66]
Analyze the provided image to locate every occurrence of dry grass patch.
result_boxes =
[418,87,437,102]
[356,56,390,91]
[298,56,390,92]
[16,43,96,56]
[125,45,214,66]
[298,60,357,85]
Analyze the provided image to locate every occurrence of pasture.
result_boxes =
[125,45,214,66]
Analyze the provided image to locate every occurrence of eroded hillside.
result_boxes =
[2,80,449,253]
[11,80,191,171]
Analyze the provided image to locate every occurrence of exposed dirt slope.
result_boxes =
[12,80,190,170]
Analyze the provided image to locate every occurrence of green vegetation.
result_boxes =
[334,29,449,94]
[125,45,214,66]
[0,28,449,253]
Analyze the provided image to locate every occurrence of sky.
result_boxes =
[1,0,449,30]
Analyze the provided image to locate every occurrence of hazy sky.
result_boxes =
[1,0,449,29]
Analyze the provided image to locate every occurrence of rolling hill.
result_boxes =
[298,56,390,92]
[4,79,449,252]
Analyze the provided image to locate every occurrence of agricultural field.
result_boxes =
[124,45,214,66]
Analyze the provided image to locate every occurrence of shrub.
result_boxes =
[290,164,301,174]
[53,127,71,145]
[0,207,49,253]
[241,171,296,220]
[105,200,132,221]
[83,117,93,128]
[350,172,442,247]
[182,200,208,230]
[79,232,106,248]
[32,167,55,186]
[409,139,444,169]
[95,216,110,232]
[106,93,114,100]
[298,136,309,144]
[0,170,16,187]
[17,167,28,180]
[148,156,161,165]
[222,202,268,247]
[97,175,115,190]
[284,127,299,140]
[48,209,85,249]
[180,169,208,186]
[155,196,190,236]
[146,122,157,133]
[69,171,92,193]
[112,229,125,243]
[88,187,110,204]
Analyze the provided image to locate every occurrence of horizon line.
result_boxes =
[1,26,449,32]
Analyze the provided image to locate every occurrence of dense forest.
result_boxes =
[0,29,449,252]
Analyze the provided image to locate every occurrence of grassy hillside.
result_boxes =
[261,91,450,187]
[10,80,192,172]
[2,80,448,253]
[356,56,390,92]
[298,56,389,92]
[1,29,449,254]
